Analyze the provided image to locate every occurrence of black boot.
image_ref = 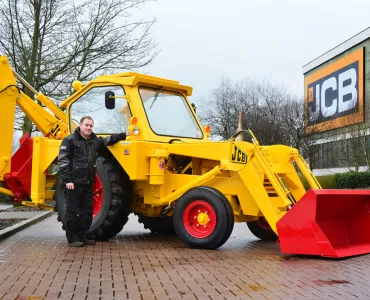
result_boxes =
[82,239,96,245]
[68,241,84,247]
[78,232,96,245]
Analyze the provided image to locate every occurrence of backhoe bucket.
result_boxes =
[277,189,370,258]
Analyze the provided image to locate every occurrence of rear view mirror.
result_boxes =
[105,91,115,109]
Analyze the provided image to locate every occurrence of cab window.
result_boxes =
[70,86,131,134]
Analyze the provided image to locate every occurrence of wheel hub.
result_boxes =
[183,200,217,238]
[197,212,209,225]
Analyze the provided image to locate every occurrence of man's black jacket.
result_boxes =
[57,128,126,184]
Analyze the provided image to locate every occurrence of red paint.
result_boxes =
[159,160,165,170]
[277,189,370,258]
[3,134,33,202]
[92,175,103,218]
[183,200,216,238]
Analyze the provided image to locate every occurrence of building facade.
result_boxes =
[303,28,370,175]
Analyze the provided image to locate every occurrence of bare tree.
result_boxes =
[334,100,370,172]
[199,77,301,145]
[0,0,158,133]
[200,78,240,140]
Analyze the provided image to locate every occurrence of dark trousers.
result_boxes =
[64,183,93,243]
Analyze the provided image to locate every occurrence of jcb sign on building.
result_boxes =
[304,48,364,133]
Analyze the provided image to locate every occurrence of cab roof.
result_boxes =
[60,72,193,108]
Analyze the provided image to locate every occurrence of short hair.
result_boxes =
[80,116,94,124]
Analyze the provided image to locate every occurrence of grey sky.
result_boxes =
[138,0,370,105]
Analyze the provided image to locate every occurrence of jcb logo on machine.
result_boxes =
[50,124,60,138]
[231,145,247,164]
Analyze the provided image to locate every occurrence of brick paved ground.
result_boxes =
[0,214,369,300]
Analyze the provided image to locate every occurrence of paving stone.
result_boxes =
[0,215,368,299]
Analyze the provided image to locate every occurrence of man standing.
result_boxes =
[58,116,128,247]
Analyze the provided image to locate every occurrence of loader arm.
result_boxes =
[220,135,322,234]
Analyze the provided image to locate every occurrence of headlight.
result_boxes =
[133,125,140,135]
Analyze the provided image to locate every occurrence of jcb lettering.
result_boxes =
[50,124,60,137]
[231,145,247,164]
[307,61,359,126]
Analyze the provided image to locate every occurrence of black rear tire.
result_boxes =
[55,155,131,240]
[173,186,234,249]
[137,214,175,234]
[247,218,278,241]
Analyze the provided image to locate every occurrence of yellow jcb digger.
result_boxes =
[0,55,369,258]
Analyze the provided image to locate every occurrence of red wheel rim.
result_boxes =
[256,217,272,231]
[183,200,217,238]
[92,175,103,218]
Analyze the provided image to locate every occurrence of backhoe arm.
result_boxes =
[0,55,68,163]
[0,57,19,179]
[0,55,68,204]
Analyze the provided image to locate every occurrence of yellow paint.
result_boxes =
[0,187,14,196]
[197,212,209,225]
[30,138,60,205]
[72,80,83,91]
[0,56,18,179]
[22,201,54,210]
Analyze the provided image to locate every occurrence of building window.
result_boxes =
[309,135,370,170]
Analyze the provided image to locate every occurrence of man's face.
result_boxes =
[80,119,94,138]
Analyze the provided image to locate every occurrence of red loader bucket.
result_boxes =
[277,189,370,258]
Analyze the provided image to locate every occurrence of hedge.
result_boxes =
[333,172,370,189]
[300,174,335,190]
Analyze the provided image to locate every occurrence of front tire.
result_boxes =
[247,218,278,241]
[56,155,131,240]
[173,186,234,249]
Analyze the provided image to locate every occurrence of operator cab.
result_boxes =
[138,87,203,139]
